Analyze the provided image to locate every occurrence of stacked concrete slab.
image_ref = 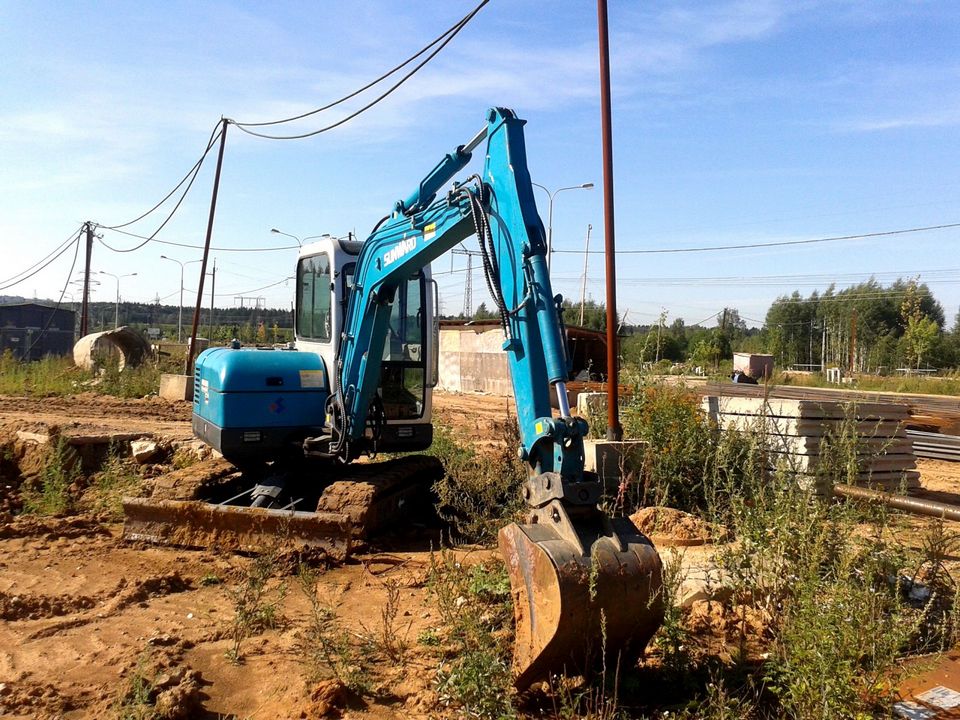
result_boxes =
[702,396,918,492]
[437,327,513,396]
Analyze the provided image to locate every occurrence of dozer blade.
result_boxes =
[499,515,663,690]
[122,497,352,562]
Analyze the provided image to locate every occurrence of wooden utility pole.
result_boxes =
[186,118,228,374]
[79,222,94,336]
[849,308,858,373]
[597,0,622,440]
[208,258,216,340]
[578,224,592,326]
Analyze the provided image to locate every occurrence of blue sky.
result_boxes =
[2,1,959,328]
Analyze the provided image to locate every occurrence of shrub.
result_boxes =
[21,437,80,515]
[429,418,527,544]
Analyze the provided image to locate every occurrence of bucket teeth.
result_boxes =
[498,517,663,690]
[122,497,352,562]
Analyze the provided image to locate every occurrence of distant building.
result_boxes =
[0,303,76,360]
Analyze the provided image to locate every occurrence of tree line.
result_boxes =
[463,278,960,373]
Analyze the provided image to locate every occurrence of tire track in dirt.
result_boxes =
[24,572,192,640]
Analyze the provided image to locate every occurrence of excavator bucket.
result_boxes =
[122,498,353,562]
[499,511,663,690]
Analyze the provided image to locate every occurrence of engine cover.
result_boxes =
[192,347,329,464]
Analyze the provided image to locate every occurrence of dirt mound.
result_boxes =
[0,514,111,540]
[684,599,772,661]
[145,457,238,501]
[0,679,76,718]
[0,590,98,620]
[110,572,192,612]
[630,507,728,546]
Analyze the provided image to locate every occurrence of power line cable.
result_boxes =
[551,222,960,255]
[98,226,300,253]
[221,276,295,296]
[231,3,486,128]
[23,231,82,356]
[0,227,84,292]
[99,122,223,230]
[229,0,489,140]
[96,126,222,253]
[553,267,960,287]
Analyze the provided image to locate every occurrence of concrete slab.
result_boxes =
[160,373,193,402]
[583,439,645,484]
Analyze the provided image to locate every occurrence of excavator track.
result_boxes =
[317,455,443,539]
[121,455,443,560]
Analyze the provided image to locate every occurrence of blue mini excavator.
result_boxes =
[123,108,663,688]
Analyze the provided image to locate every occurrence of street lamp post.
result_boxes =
[271,228,330,248]
[160,255,187,342]
[99,271,138,328]
[531,182,594,271]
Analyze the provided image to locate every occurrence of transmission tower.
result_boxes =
[452,247,481,318]
[462,254,473,317]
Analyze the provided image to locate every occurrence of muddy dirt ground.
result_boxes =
[0,391,958,719]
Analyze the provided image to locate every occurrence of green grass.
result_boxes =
[20,437,80,515]
[0,351,166,399]
[429,551,516,720]
[83,448,143,519]
[776,369,960,396]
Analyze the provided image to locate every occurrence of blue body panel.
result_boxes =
[193,347,328,430]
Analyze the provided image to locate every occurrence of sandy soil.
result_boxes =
[0,389,958,719]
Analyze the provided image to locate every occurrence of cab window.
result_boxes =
[296,254,332,341]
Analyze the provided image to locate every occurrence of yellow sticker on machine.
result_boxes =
[423,222,436,241]
[299,370,325,389]
[535,421,543,435]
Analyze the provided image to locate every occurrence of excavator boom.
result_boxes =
[330,108,664,687]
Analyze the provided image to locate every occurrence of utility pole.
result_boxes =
[80,222,94,336]
[579,224,592,326]
[821,321,827,373]
[849,308,857,373]
[208,258,216,339]
[655,308,665,364]
[186,118,228,375]
[597,0,622,440]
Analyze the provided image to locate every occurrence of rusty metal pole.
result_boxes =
[185,118,228,375]
[597,0,622,440]
[80,222,94,337]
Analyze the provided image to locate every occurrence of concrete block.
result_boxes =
[577,391,608,418]
[15,430,50,445]
[659,546,733,607]
[160,373,193,402]
[583,439,645,483]
[131,439,160,464]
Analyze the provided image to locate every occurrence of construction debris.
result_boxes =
[702,396,919,492]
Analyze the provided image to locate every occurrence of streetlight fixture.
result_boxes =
[160,255,188,342]
[530,182,594,271]
[99,271,138,329]
[271,228,330,247]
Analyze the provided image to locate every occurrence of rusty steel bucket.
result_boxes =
[499,502,663,690]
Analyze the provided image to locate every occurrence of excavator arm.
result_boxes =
[332,108,663,688]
